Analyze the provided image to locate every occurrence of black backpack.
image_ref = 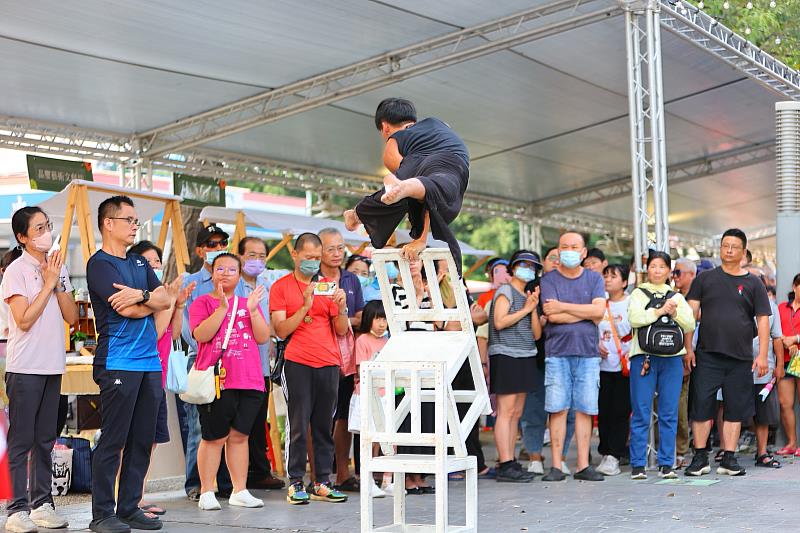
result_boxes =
[636,288,684,356]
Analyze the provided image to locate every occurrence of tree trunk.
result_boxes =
[164,205,204,280]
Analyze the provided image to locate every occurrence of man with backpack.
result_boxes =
[685,229,771,477]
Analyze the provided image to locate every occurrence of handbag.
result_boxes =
[165,340,189,394]
[337,321,357,377]
[606,302,630,377]
[180,297,239,405]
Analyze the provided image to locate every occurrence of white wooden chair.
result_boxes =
[359,248,491,533]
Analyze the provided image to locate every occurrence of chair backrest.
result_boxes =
[372,248,473,335]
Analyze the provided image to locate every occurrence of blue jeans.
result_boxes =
[629,355,684,468]
[184,355,232,494]
[544,356,600,415]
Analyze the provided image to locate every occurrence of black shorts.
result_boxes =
[689,350,754,423]
[335,374,355,421]
[752,384,780,426]
[489,354,539,395]
[199,389,265,441]
[154,390,170,444]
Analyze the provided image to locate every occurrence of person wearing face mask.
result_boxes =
[540,232,607,483]
[270,233,350,505]
[318,228,365,494]
[235,236,285,491]
[347,255,381,303]
[488,250,542,482]
[1,207,79,533]
[180,225,245,502]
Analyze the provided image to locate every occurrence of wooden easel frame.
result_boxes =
[60,183,190,274]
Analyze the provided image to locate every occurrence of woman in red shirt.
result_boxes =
[776,274,800,456]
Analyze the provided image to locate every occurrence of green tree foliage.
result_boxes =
[450,213,519,279]
[693,0,800,69]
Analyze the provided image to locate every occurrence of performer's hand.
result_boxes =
[401,240,425,262]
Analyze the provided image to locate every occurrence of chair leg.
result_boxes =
[393,471,406,527]
[465,466,477,531]
[361,463,372,533]
[434,470,448,533]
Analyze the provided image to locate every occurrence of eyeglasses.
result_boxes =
[546,255,559,262]
[721,244,743,251]
[205,239,228,249]
[214,267,239,274]
[324,245,346,254]
[109,217,140,227]
[32,221,54,235]
[672,270,683,277]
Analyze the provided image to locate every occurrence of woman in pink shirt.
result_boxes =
[128,240,195,517]
[1,207,79,533]
[189,253,269,511]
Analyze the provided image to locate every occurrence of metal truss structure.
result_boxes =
[135,0,620,157]
[659,0,800,101]
[531,140,776,214]
[622,0,669,270]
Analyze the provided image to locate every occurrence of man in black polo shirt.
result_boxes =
[684,228,771,477]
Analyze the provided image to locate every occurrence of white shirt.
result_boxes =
[598,296,631,372]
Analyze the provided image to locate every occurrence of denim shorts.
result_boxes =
[544,356,600,415]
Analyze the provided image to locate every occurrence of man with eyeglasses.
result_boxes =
[180,225,245,501]
[671,258,697,467]
[87,196,171,533]
[235,236,285,491]
[317,228,365,493]
[685,228,771,478]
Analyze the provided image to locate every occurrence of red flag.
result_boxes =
[0,410,13,500]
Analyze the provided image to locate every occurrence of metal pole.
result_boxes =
[647,6,670,251]
[624,8,646,273]
[776,102,800,300]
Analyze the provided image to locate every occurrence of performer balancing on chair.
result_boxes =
[344,97,469,275]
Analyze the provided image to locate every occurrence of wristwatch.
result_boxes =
[140,289,151,303]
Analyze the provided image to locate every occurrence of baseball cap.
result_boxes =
[196,224,229,247]
[510,251,542,268]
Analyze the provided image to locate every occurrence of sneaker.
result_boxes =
[496,462,534,483]
[309,481,348,503]
[541,467,567,482]
[30,503,68,529]
[630,467,647,480]
[5,512,39,533]
[198,491,221,511]
[717,454,746,476]
[685,451,711,477]
[658,465,678,479]
[370,481,386,498]
[560,461,572,475]
[287,481,310,505]
[88,516,131,533]
[573,466,604,481]
[596,455,621,476]
[229,489,264,508]
[527,460,544,475]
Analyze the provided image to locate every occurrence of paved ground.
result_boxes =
[5,439,800,532]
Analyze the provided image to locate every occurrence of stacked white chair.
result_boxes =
[360,248,491,533]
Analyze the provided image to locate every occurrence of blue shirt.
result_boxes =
[87,250,161,371]
[339,269,365,317]
[181,266,246,357]
[540,269,606,358]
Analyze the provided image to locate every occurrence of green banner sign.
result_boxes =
[27,155,93,192]
[173,174,226,208]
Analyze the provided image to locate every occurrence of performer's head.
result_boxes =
[375,97,417,140]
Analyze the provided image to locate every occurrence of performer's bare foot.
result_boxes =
[344,209,361,231]
[381,174,426,205]
[401,239,426,262]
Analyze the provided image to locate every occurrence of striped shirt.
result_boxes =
[391,284,435,332]
[488,283,538,358]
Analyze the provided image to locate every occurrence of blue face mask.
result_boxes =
[357,274,370,288]
[560,250,582,268]
[385,263,399,280]
[514,266,537,282]
[205,250,225,266]
[300,259,320,276]
[153,269,164,282]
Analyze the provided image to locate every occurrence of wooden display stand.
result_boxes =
[360,249,490,533]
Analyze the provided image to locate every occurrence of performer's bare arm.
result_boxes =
[383,138,403,173]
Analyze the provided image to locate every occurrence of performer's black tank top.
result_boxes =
[390,117,469,167]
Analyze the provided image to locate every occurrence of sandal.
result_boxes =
[776,445,796,456]
[336,477,360,492]
[755,453,782,468]
[139,504,166,515]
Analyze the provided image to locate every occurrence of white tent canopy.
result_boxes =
[198,205,370,245]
